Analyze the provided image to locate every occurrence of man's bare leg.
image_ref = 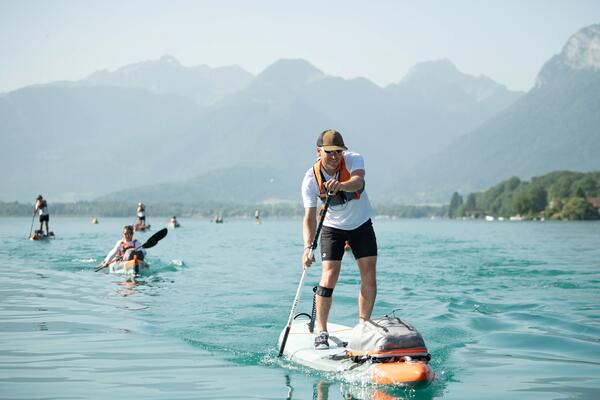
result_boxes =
[316,260,341,333]
[357,256,377,322]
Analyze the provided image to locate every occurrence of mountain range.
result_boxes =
[82,54,254,107]
[2,23,599,205]
[404,23,600,199]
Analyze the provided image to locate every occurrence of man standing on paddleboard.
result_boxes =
[35,195,50,236]
[136,203,146,227]
[301,129,378,350]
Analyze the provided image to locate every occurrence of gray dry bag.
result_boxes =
[348,316,429,361]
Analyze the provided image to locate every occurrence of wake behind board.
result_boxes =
[278,319,434,386]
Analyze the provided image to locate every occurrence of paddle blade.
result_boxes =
[278,326,291,357]
[142,228,168,249]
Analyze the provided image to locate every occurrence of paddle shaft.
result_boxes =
[278,194,332,357]
[28,205,36,238]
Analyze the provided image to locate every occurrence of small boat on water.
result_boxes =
[29,230,55,241]
[108,258,148,275]
[279,315,434,387]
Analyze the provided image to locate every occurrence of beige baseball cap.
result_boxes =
[316,129,347,151]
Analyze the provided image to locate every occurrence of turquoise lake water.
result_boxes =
[1,217,599,399]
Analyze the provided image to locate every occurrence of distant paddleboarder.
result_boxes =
[134,202,151,231]
[301,129,378,350]
[35,195,50,235]
[136,202,146,226]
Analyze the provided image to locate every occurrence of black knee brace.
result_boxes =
[315,285,334,297]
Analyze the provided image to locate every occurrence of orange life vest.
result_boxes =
[312,157,363,204]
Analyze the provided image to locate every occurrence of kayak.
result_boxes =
[29,231,55,240]
[108,258,148,275]
[278,319,434,386]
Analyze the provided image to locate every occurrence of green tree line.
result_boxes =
[448,171,600,220]
[0,200,305,218]
[0,200,446,219]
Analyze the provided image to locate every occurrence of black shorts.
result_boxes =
[39,214,49,223]
[320,219,377,261]
[138,216,146,221]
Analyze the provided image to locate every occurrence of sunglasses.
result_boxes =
[322,149,343,155]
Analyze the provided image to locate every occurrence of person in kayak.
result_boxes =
[136,203,146,227]
[35,195,50,235]
[301,129,378,350]
[98,225,146,268]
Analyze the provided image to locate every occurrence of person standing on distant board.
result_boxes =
[301,129,378,350]
[136,203,146,226]
[35,195,50,235]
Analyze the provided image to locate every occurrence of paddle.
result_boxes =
[95,228,168,272]
[28,206,36,239]
[278,192,332,357]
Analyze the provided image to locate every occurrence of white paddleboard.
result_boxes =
[279,319,356,372]
[278,317,434,385]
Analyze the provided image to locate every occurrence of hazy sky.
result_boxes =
[1,0,599,93]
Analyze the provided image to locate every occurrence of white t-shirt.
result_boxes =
[36,200,49,216]
[301,152,373,231]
